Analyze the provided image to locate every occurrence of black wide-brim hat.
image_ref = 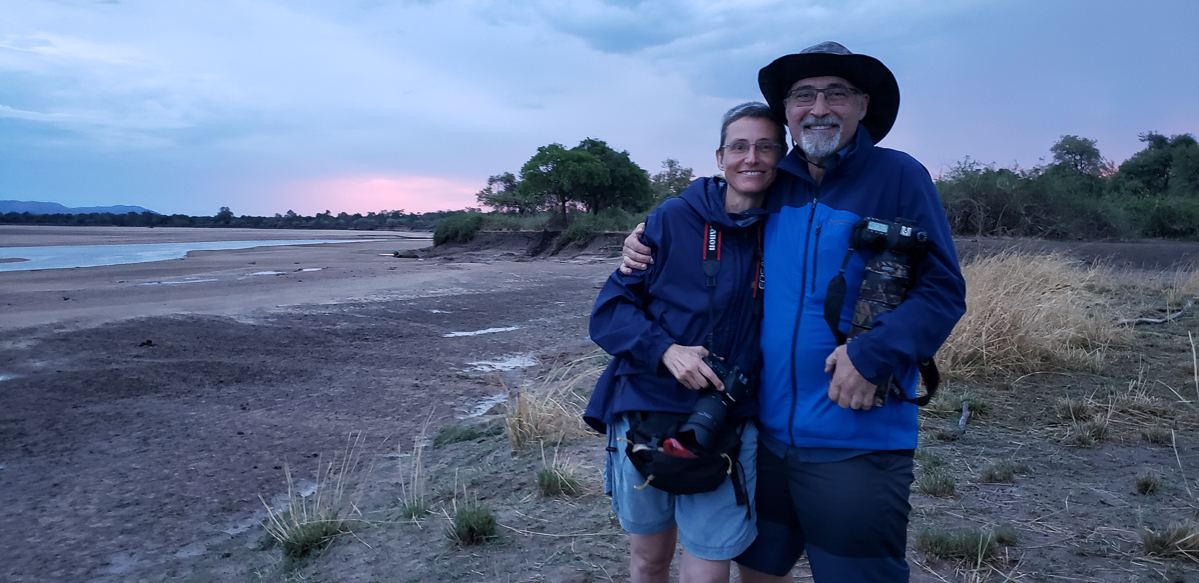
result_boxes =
[759,41,900,144]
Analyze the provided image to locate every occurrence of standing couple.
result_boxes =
[586,42,967,582]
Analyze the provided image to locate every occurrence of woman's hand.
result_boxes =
[662,344,724,391]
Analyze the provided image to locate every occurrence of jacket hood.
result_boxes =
[678,176,766,231]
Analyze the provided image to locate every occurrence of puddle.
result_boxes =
[443,326,520,338]
[465,355,538,372]
[456,393,508,419]
[139,278,220,286]
[300,267,322,272]
[430,309,451,313]
[249,271,284,276]
[0,374,19,382]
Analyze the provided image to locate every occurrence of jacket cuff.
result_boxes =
[846,341,894,386]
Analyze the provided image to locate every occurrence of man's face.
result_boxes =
[784,76,869,161]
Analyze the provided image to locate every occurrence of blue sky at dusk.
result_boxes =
[1,0,1196,216]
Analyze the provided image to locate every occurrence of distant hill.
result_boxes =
[0,200,158,215]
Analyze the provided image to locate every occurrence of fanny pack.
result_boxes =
[617,411,749,512]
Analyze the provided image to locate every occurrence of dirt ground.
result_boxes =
[3,226,1199,582]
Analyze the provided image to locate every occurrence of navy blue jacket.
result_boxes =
[585,177,764,433]
[759,128,966,451]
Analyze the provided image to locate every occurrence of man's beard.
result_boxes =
[799,115,842,160]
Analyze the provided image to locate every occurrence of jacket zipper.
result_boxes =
[787,198,818,445]
[811,221,822,294]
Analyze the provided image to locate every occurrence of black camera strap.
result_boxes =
[702,223,722,348]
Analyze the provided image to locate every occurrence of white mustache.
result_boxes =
[802,115,840,127]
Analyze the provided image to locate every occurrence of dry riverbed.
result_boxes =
[2,226,1199,582]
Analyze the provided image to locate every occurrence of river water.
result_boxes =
[0,239,368,272]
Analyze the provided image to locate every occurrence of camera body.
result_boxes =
[677,355,752,452]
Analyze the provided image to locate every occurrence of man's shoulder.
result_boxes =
[862,145,930,175]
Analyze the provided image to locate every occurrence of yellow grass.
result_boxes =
[939,252,1127,379]
[504,352,602,450]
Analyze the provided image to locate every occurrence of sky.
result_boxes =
[1,0,1196,217]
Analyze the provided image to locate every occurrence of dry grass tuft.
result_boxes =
[505,352,601,450]
[978,459,1030,483]
[536,444,582,497]
[399,414,433,520]
[1142,521,1199,560]
[1142,426,1174,445]
[1066,414,1110,447]
[260,432,369,559]
[914,449,948,470]
[915,527,997,562]
[940,252,1127,379]
[1136,472,1161,495]
[1055,396,1095,420]
[918,468,957,498]
[446,498,497,547]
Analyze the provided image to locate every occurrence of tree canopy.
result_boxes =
[476,138,654,223]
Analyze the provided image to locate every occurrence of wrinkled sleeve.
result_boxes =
[846,160,967,386]
[589,212,676,375]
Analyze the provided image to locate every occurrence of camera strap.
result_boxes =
[702,223,722,347]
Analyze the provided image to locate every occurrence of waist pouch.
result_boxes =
[621,411,749,508]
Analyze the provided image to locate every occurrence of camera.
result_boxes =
[677,355,752,452]
[848,218,928,339]
[847,218,928,405]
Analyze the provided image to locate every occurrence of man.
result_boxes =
[622,42,967,581]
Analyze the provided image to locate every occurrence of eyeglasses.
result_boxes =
[721,140,784,158]
[785,84,862,106]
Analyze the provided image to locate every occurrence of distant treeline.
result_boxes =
[938,132,1199,240]
[0,207,467,231]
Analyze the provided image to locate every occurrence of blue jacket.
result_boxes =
[585,177,764,433]
[760,128,966,451]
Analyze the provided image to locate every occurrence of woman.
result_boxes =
[585,102,785,583]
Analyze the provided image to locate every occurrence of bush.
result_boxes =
[433,213,485,246]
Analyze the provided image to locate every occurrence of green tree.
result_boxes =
[476,172,541,215]
[573,138,653,214]
[518,144,609,224]
[1049,135,1106,176]
[650,159,695,202]
[216,206,234,224]
[1109,132,1198,197]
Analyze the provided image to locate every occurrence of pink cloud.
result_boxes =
[279,174,482,215]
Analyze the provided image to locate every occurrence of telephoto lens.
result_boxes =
[677,356,751,452]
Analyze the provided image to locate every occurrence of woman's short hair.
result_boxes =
[720,102,786,149]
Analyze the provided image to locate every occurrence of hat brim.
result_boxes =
[759,52,900,144]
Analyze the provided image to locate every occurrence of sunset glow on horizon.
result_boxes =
[278,174,484,216]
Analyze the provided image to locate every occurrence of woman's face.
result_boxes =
[716,116,783,199]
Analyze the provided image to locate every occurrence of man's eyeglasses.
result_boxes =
[721,140,784,158]
[785,84,862,106]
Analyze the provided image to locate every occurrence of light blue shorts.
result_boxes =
[604,413,758,561]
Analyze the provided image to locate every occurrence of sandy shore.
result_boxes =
[0,226,618,581]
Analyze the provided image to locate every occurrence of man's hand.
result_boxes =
[619,222,652,275]
[825,344,875,410]
[662,344,724,391]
